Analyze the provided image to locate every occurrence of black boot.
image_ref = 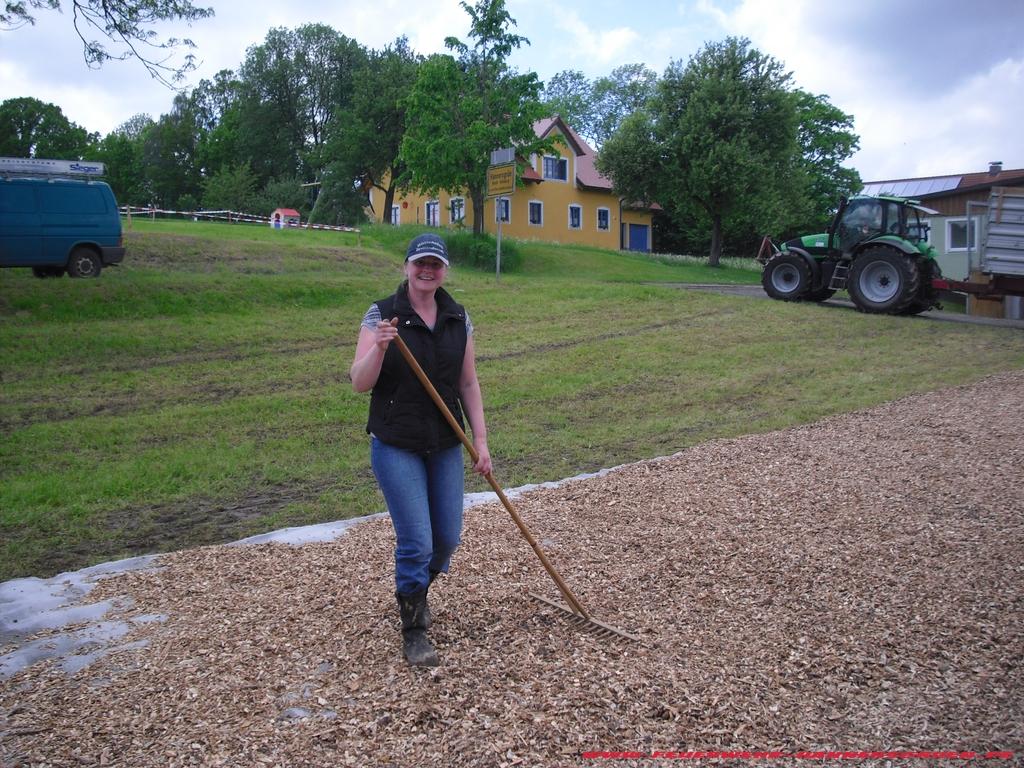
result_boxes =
[424,570,440,630]
[396,589,439,667]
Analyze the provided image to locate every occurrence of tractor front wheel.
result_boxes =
[847,247,920,314]
[761,253,811,301]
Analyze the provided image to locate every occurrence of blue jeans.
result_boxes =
[370,438,465,595]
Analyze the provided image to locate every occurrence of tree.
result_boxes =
[590,63,657,146]
[187,73,244,180]
[201,163,260,212]
[541,64,656,147]
[598,38,799,265]
[325,37,421,224]
[401,0,552,235]
[0,97,96,158]
[1,0,214,86]
[139,93,202,208]
[541,70,597,139]
[235,26,366,186]
[791,89,861,234]
[94,115,151,203]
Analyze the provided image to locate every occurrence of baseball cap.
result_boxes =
[405,233,450,266]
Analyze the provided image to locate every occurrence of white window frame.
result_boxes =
[543,155,568,182]
[568,204,582,230]
[495,197,511,223]
[449,197,465,224]
[425,200,440,227]
[596,207,610,231]
[945,215,979,252]
[528,200,543,227]
[389,205,400,225]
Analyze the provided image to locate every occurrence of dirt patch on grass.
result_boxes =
[17,478,364,580]
[3,371,1022,765]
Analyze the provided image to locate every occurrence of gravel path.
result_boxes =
[3,371,1022,766]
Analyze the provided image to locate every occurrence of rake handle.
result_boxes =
[391,332,591,619]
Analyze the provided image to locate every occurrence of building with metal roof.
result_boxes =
[861,162,1024,282]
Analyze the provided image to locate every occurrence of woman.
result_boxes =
[350,233,492,667]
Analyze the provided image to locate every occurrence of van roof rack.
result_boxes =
[0,157,106,179]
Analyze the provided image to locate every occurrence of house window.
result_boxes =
[543,155,568,181]
[568,204,582,230]
[597,207,610,231]
[529,200,543,226]
[946,216,978,251]
[390,205,400,225]
[495,197,510,223]
[449,197,465,224]
[426,200,440,227]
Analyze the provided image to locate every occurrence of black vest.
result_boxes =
[366,283,468,455]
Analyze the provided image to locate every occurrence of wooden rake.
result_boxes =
[392,334,638,643]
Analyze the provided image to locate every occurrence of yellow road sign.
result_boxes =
[487,163,516,197]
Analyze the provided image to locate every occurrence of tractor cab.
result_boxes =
[831,195,936,255]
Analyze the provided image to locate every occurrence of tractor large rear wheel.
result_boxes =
[761,253,811,301]
[847,247,920,314]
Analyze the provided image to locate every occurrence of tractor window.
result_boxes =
[839,199,883,251]
[883,201,902,235]
[906,210,930,243]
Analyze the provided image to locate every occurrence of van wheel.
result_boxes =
[32,266,66,278]
[67,248,102,278]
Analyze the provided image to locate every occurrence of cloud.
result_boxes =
[550,8,641,67]
[707,0,1024,179]
[859,57,1024,180]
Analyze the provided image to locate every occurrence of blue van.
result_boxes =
[0,160,125,278]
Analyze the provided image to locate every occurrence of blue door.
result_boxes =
[628,223,649,252]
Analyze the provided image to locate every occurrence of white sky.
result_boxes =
[1,0,1022,181]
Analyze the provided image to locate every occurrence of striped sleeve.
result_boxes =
[362,303,473,336]
[361,304,381,330]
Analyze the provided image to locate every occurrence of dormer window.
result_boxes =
[543,156,568,181]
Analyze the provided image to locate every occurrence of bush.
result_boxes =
[442,231,522,273]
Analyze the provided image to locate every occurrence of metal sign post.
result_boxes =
[496,210,503,282]
[487,149,516,282]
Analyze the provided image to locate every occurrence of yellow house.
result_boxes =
[368,116,656,251]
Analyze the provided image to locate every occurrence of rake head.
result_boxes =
[528,592,641,643]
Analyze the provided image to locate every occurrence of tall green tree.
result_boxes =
[541,64,656,147]
[791,89,861,234]
[0,97,96,158]
[541,69,597,139]
[139,93,202,208]
[401,0,551,235]
[236,25,366,186]
[598,38,799,265]
[1,0,214,86]
[201,163,260,212]
[189,70,244,179]
[323,36,421,225]
[590,63,657,146]
[94,114,151,204]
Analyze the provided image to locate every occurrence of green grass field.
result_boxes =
[2,219,1023,581]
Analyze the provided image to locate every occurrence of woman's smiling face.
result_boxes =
[406,257,448,289]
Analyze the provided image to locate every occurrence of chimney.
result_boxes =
[989,161,1003,175]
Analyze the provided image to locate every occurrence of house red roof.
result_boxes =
[274,208,301,217]
[528,115,659,210]
[532,116,611,191]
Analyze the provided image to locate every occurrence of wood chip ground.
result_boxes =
[2,372,1022,766]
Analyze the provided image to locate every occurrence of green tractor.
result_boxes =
[758,195,943,315]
